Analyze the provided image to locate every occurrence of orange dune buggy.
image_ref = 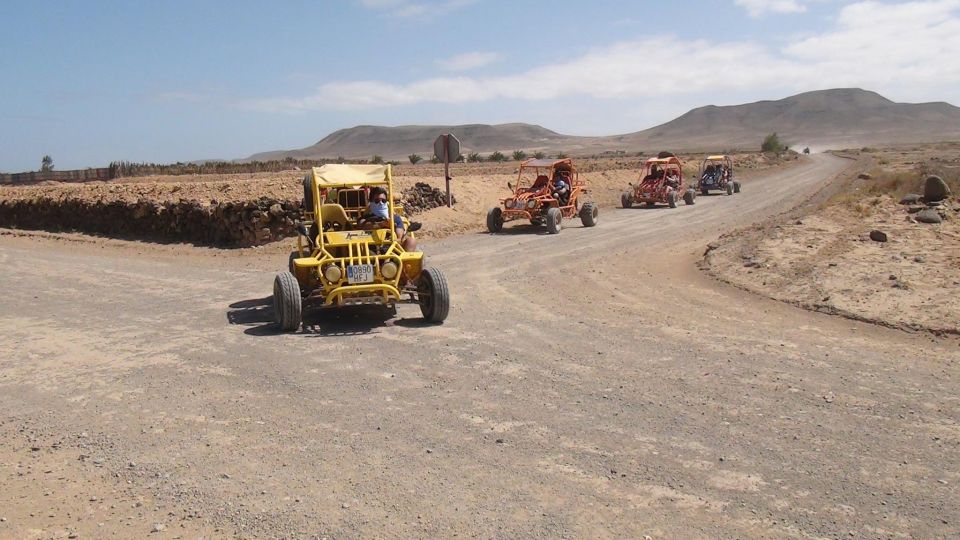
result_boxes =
[486,158,598,234]
[621,156,695,208]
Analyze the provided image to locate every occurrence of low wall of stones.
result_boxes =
[0,196,301,247]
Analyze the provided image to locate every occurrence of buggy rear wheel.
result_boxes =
[734,181,741,193]
[418,267,450,323]
[273,271,302,332]
[579,202,598,227]
[667,191,677,208]
[621,192,633,209]
[726,182,733,195]
[683,190,695,205]
[701,186,709,196]
[546,207,562,234]
[486,207,503,233]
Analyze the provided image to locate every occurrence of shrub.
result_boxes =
[489,151,507,162]
[467,152,482,163]
[761,133,782,153]
[512,150,527,161]
[408,154,422,165]
[371,155,384,164]
[533,151,545,159]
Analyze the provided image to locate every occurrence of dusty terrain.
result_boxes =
[0,153,796,244]
[2,154,958,539]
[705,144,960,334]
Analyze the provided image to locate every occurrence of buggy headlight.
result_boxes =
[323,264,342,283]
[505,199,514,208]
[380,261,399,279]
[526,200,537,209]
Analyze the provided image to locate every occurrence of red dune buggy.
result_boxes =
[486,158,598,234]
[621,156,695,208]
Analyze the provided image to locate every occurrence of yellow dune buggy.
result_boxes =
[486,158,598,234]
[273,164,449,332]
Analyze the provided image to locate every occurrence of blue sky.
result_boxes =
[2,0,959,171]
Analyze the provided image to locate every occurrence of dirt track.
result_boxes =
[1,155,958,539]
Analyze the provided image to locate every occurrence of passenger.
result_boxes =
[359,187,418,252]
[643,165,662,182]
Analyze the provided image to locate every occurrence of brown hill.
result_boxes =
[245,89,960,160]
[621,88,960,151]
[246,123,587,162]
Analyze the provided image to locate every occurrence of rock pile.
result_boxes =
[401,182,455,214]
[898,175,956,225]
[0,195,301,246]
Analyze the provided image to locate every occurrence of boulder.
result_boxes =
[899,194,922,205]
[869,230,888,242]
[923,175,950,202]
[916,208,943,224]
[857,173,872,180]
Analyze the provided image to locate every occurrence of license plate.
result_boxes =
[347,264,374,284]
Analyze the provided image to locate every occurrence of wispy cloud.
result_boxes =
[735,0,807,17]
[436,51,501,71]
[243,0,960,112]
[358,0,477,18]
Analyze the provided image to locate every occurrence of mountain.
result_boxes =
[246,123,588,161]
[245,89,960,160]
[618,88,960,151]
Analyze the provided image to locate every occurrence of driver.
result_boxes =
[552,171,571,205]
[643,165,663,182]
[358,187,418,252]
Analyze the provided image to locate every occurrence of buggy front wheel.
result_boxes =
[273,271,302,332]
[418,267,450,323]
[486,207,503,233]
[546,207,563,234]
[734,181,741,193]
[580,202,598,227]
[667,190,677,208]
[683,190,695,205]
[726,182,734,196]
[621,192,633,209]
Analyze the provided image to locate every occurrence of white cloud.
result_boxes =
[358,0,476,18]
[735,0,807,17]
[246,1,960,112]
[436,51,502,71]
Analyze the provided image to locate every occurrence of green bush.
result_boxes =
[467,152,482,163]
[761,133,782,153]
[371,155,384,164]
[512,150,526,161]
[408,154,422,165]
[489,151,507,163]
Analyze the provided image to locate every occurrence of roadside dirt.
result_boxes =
[704,147,960,335]
[2,154,958,539]
[0,153,798,245]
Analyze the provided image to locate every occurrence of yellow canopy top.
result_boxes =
[706,155,729,161]
[311,164,390,187]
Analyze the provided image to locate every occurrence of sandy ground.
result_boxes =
[704,148,959,335]
[2,154,958,539]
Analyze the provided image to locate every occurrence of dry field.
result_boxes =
[704,143,960,334]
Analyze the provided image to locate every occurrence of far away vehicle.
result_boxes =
[621,156,695,208]
[486,158,598,234]
[696,155,740,196]
[272,164,449,332]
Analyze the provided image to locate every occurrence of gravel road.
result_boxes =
[1,154,957,539]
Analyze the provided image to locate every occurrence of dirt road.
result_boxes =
[1,155,957,539]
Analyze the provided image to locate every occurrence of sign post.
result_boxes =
[433,133,460,208]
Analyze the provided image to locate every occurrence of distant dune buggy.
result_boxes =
[696,155,740,196]
[486,158,598,234]
[621,156,695,208]
[272,164,449,332]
